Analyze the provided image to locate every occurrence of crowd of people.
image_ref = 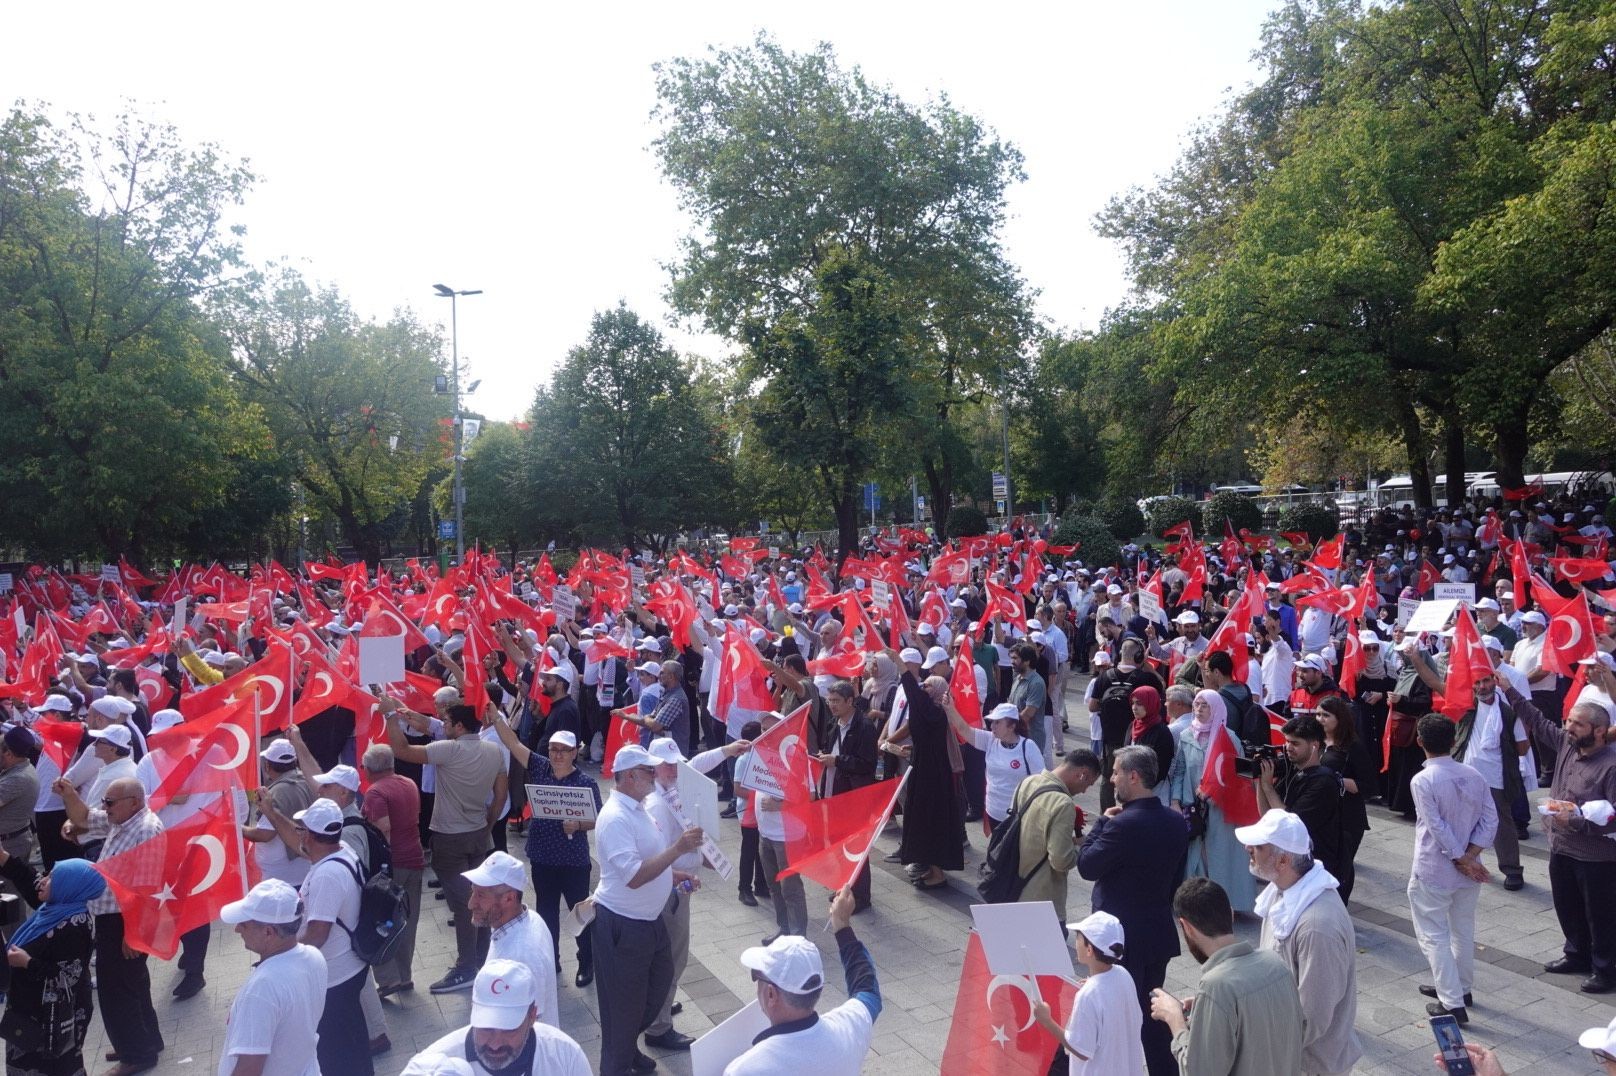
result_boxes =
[0,491,1607,1074]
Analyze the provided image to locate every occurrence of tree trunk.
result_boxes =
[1443,412,1468,508]
[1491,413,1530,492]
[923,458,953,540]
[1397,398,1434,509]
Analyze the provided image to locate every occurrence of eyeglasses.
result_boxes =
[546,746,576,755]
[101,795,133,808]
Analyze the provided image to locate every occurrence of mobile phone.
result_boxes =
[1430,1015,1474,1075]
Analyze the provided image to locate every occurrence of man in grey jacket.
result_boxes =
[1238,809,1362,1075]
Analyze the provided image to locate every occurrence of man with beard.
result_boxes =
[406,960,590,1075]
[1148,877,1304,1075]
[1451,671,1529,891]
[1512,690,1616,994]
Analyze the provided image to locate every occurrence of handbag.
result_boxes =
[0,987,74,1059]
[1184,796,1210,841]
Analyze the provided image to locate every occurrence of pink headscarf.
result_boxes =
[1190,689,1227,746]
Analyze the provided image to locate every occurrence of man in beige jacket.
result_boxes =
[1011,748,1101,910]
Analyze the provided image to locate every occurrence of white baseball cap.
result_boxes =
[739,934,825,993]
[1067,910,1126,961]
[548,730,579,749]
[612,744,656,773]
[292,797,344,836]
[90,696,136,718]
[463,850,527,892]
[200,649,231,667]
[32,696,73,714]
[470,958,537,1030]
[634,661,663,678]
[1092,651,1113,667]
[646,737,685,765]
[898,647,924,666]
[221,878,303,925]
[916,622,936,636]
[1578,1014,1616,1054]
[312,764,360,793]
[635,637,664,654]
[1481,635,1505,654]
[1357,630,1382,645]
[150,708,183,733]
[540,662,576,685]
[260,738,297,765]
[1107,583,1124,595]
[1521,610,1548,627]
[1175,611,1200,625]
[1474,598,1500,612]
[1234,808,1313,855]
[87,724,132,750]
[1296,653,1330,673]
[987,703,1019,725]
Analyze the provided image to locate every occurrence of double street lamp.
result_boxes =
[433,283,482,563]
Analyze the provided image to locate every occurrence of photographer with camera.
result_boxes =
[1253,713,1345,883]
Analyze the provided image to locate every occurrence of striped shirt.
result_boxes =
[88,806,164,916]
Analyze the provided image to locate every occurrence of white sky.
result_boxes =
[7,0,1278,419]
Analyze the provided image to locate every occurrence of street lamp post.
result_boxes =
[433,283,482,563]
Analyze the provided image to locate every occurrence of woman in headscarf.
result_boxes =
[1126,685,1176,804]
[1166,689,1257,914]
[3,858,104,1076]
[885,649,964,890]
[863,652,901,730]
[1349,628,1396,777]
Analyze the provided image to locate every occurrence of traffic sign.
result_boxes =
[438,520,457,540]
[992,472,1008,499]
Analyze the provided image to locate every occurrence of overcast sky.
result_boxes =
[8,0,1279,419]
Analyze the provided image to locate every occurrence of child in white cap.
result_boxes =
[1031,910,1145,1075]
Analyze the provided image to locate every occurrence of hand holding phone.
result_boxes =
[1430,1015,1478,1075]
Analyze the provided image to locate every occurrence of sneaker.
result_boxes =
[429,966,477,994]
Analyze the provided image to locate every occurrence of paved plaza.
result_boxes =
[90,676,1616,1075]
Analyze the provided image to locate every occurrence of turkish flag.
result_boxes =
[133,666,170,711]
[1551,557,1614,585]
[295,582,334,629]
[81,602,121,636]
[1262,704,1288,747]
[1532,578,1596,675]
[1440,608,1493,719]
[277,619,333,664]
[1350,567,1377,620]
[1309,533,1345,572]
[601,704,641,779]
[1503,537,1533,611]
[94,799,258,960]
[1296,586,1357,617]
[147,694,260,807]
[292,643,356,726]
[1204,583,1263,669]
[748,701,821,802]
[951,648,983,729]
[100,631,171,669]
[1339,631,1363,698]
[585,636,635,664]
[984,580,1028,632]
[940,931,1075,1075]
[806,647,867,678]
[459,615,491,717]
[1278,566,1331,596]
[1198,717,1261,825]
[1181,562,1207,604]
[420,575,462,631]
[927,549,971,589]
[1415,559,1442,596]
[777,775,905,891]
[362,594,432,655]
[35,720,85,773]
[180,640,295,729]
[715,629,774,723]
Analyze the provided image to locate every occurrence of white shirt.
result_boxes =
[218,943,327,1076]
[1262,637,1296,706]
[593,789,673,920]
[1511,634,1555,692]
[1298,607,1333,654]
[33,751,62,812]
[487,908,560,1028]
[1083,678,1103,743]
[724,998,875,1076]
[971,729,1045,821]
[299,847,364,985]
[409,1024,592,1076]
[1062,964,1146,1076]
[1464,698,1525,792]
[1245,656,1264,699]
[255,814,310,886]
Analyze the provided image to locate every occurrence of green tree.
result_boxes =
[0,105,268,560]
[217,271,450,566]
[653,34,1033,543]
[450,422,548,555]
[526,304,734,551]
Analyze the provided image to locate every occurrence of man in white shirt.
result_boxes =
[464,851,559,1028]
[218,878,328,1076]
[406,960,591,1076]
[593,743,703,1076]
[1452,672,1529,891]
[725,887,879,1075]
[292,797,373,1076]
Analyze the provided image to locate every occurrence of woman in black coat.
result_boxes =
[890,655,964,889]
[1319,696,1378,904]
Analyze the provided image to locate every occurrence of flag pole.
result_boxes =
[229,784,250,897]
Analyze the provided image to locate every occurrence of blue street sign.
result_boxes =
[438,520,456,539]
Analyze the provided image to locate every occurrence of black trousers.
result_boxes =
[738,827,770,896]
[594,903,674,1076]
[532,861,594,971]
[1336,825,1365,904]
[35,809,75,872]
[1549,853,1616,978]
[178,921,209,975]
[960,740,986,816]
[318,969,375,1076]
[94,912,164,1064]
[1132,956,1175,1076]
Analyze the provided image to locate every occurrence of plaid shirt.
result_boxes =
[88,806,164,916]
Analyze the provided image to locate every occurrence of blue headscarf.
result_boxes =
[8,859,105,950]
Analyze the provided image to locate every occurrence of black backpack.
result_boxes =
[1098,674,1137,744]
[330,839,409,967]
[342,816,393,880]
[977,782,1072,904]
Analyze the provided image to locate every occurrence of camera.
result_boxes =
[1233,743,1287,781]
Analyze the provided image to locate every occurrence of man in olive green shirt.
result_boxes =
[1150,877,1304,1076]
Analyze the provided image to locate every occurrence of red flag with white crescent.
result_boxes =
[777,774,906,892]
[1198,717,1261,825]
[179,640,295,729]
[940,931,1075,1074]
[94,799,259,960]
[748,702,821,802]
[147,694,261,807]
[1532,578,1597,676]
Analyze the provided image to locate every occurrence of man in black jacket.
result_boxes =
[1077,744,1189,1076]
[817,680,879,910]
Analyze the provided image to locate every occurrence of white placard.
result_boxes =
[171,598,187,637]
[690,1000,771,1076]
[0,573,12,594]
[100,564,120,582]
[524,783,599,821]
[12,608,24,639]
[1433,582,1475,604]
[562,898,595,938]
[1137,589,1163,625]
[767,546,780,560]
[552,585,577,622]
[357,633,405,686]
[630,565,646,589]
[970,901,1077,980]
[871,579,891,609]
[733,749,784,799]
[1397,596,1421,628]
[1404,599,1461,635]
[677,761,721,837]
